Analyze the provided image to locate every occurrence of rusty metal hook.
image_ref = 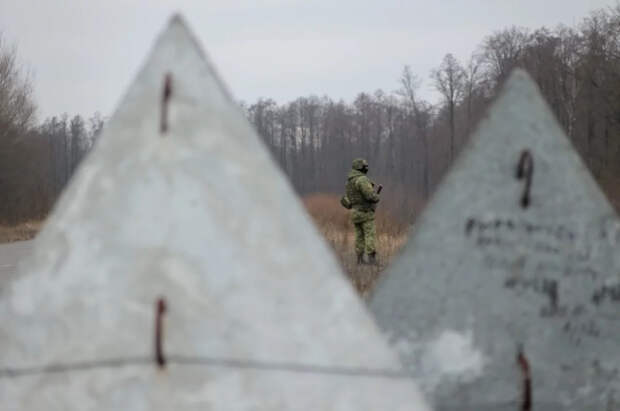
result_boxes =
[516,344,532,411]
[155,297,167,368]
[516,150,534,209]
[160,73,173,134]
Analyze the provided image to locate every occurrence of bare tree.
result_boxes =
[463,54,485,137]
[398,66,421,113]
[554,26,583,140]
[431,54,465,161]
[481,27,529,86]
[69,115,86,175]
[398,65,432,195]
[0,33,36,138]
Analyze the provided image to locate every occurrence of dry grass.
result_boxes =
[303,193,411,299]
[0,194,412,298]
[0,220,42,243]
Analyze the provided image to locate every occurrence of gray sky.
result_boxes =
[0,0,614,120]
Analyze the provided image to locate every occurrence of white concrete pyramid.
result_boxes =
[370,70,620,410]
[0,15,430,410]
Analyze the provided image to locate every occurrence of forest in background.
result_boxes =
[1,4,620,225]
[245,5,620,223]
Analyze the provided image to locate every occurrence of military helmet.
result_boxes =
[352,158,369,171]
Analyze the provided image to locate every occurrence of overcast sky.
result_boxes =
[0,0,614,120]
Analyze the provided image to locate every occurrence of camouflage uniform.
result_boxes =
[345,158,380,264]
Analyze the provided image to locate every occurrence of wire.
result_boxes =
[0,355,411,380]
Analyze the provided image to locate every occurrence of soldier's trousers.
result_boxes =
[354,219,376,256]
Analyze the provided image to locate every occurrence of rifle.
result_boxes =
[376,184,383,194]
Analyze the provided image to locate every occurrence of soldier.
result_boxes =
[342,158,381,265]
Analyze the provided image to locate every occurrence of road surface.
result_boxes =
[0,240,33,289]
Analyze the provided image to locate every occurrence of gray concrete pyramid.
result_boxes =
[0,15,430,410]
[370,70,620,410]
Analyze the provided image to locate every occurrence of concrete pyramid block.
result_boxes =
[0,15,430,411]
[370,70,620,410]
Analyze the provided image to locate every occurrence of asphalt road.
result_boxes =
[0,240,33,288]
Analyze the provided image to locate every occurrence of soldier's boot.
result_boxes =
[356,253,364,265]
[367,252,378,265]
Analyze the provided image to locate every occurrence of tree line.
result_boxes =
[246,5,620,221]
[2,4,620,224]
[0,33,104,224]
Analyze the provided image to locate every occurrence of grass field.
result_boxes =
[303,193,411,298]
